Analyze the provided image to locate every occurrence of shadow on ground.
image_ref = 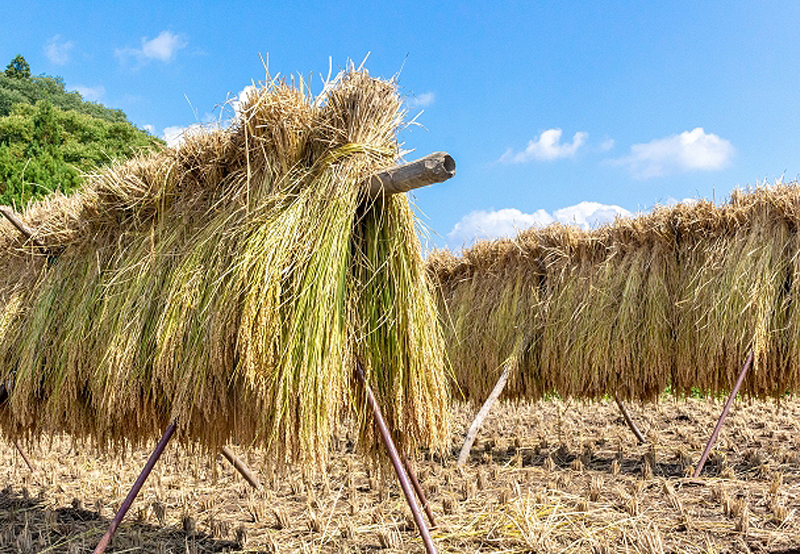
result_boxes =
[0,489,243,553]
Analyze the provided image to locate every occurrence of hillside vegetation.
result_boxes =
[0,55,163,207]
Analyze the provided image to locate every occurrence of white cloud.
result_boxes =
[500,129,588,163]
[142,124,156,135]
[162,118,222,148]
[163,124,205,148]
[44,35,75,65]
[553,201,631,229]
[663,196,699,207]
[116,31,187,66]
[448,208,554,246]
[611,127,735,179]
[447,202,631,248]
[599,138,615,152]
[73,85,105,102]
[409,92,435,108]
[231,84,257,117]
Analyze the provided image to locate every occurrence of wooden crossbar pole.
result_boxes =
[0,206,46,249]
[369,152,455,196]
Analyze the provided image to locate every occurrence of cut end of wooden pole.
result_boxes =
[368,152,456,196]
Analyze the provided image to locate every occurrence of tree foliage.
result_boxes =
[5,55,30,79]
[0,56,163,207]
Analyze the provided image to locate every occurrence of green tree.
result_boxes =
[5,55,30,79]
[0,56,163,207]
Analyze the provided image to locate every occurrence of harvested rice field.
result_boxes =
[2,396,800,553]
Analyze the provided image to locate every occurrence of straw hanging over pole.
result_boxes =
[0,68,452,470]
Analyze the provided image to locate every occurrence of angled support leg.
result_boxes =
[403,454,436,528]
[13,441,35,473]
[457,361,511,465]
[355,361,438,554]
[694,351,753,478]
[614,396,647,445]
[221,445,262,489]
[94,419,178,554]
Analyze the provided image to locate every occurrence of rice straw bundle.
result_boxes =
[429,183,800,403]
[0,69,449,470]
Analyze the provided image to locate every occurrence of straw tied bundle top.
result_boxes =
[0,71,451,469]
[430,184,800,404]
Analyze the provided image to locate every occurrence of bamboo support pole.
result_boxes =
[403,455,436,528]
[614,396,647,444]
[457,362,511,466]
[369,152,455,196]
[693,351,754,478]
[94,420,178,554]
[221,446,262,489]
[355,361,438,554]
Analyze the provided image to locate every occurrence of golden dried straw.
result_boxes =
[429,184,800,403]
[0,69,449,470]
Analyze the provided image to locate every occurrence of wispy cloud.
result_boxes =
[599,138,615,152]
[610,127,735,179]
[115,31,187,67]
[73,85,105,102]
[44,35,75,65]
[500,128,588,163]
[447,201,631,248]
[409,91,435,108]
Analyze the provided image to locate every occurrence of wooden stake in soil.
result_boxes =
[355,361,438,554]
[221,445,262,489]
[457,361,511,465]
[614,396,647,444]
[94,419,178,554]
[693,351,754,478]
[403,455,437,528]
[13,440,34,473]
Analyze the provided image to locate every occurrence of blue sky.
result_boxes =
[4,1,800,250]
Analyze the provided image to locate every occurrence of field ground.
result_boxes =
[2,396,800,553]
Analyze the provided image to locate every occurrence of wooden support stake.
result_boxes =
[457,362,511,466]
[369,152,455,196]
[94,420,178,554]
[13,441,35,473]
[693,351,753,478]
[614,396,647,444]
[403,455,436,528]
[355,361,438,554]
[221,445,262,489]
